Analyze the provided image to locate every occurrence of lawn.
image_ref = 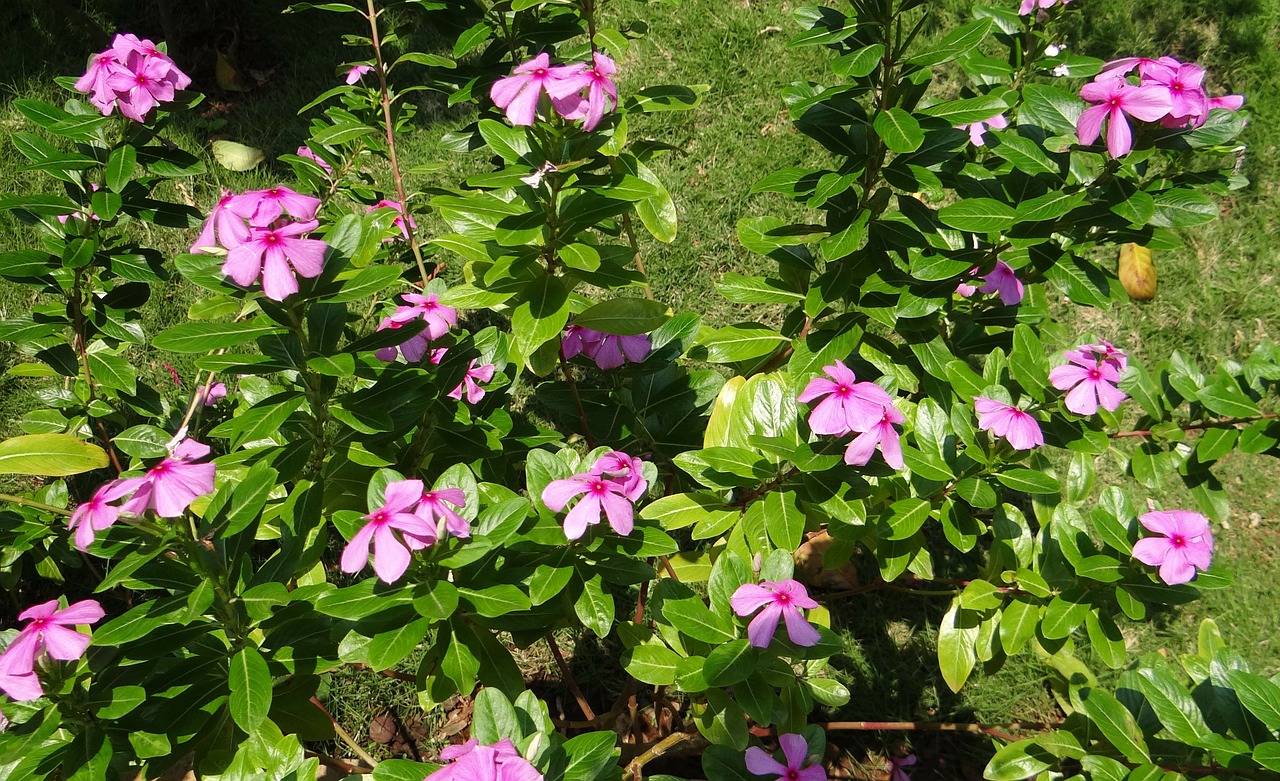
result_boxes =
[2,0,1279,775]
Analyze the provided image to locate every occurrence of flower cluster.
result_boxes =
[1079,56,1244,158]
[731,579,820,649]
[0,599,104,701]
[491,51,619,131]
[1134,510,1214,585]
[375,293,457,364]
[425,739,543,781]
[341,478,470,584]
[974,398,1045,451]
[191,187,327,301]
[542,451,648,540]
[74,33,190,122]
[956,260,1024,306]
[746,734,827,781]
[1049,341,1129,415]
[799,361,905,469]
[67,438,216,550]
[562,325,652,370]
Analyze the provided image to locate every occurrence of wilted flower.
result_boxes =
[416,487,470,541]
[222,221,327,301]
[119,438,217,518]
[426,738,543,781]
[745,734,827,781]
[345,64,373,84]
[447,360,497,404]
[368,199,417,242]
[341,479,438,584]
[0,599,104,702]
[889,754,917,781]
[974,397,1044,450]
[957,260,1024,306]
[958,113,1007,146]
[561,325,651,370]
[296,146,333,175]
[1132,510,1214,585]
[198,382,227,407]
[731,579,820,648]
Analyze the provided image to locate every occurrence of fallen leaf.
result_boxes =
[216,50,251,92]
[369,711,397,744]
[212,139,265,171]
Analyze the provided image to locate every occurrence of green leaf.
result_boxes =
[919,95,1008,125]
[938,199,1016,233]
[1016,190,1085,222]
[106,145,137,192]
[697,324,787,363]
[985,739,1053,781]
[1225,669,1280,729]
[882,498,933,540]
[624,84,709,113]
[909,18,994,66]
[873,108,924,153]
[991,132,1058,175]
[459,585,531,618]
[716,273,804,304]
[1150,189,1219,229]
[511,272,569,362]
[1079,689,1150,763]
[662,597,736,644]
[86,351,137,394]
[622,644,680,685]
[563,731,621,781]
[995,469,1060,495]
[1197,381,1259,418]
[153,321,286,353]
[1020,84,1083,136]
[574,574,615,638]
[1131,666,1210,742]
[764,490,806,551]
[999,597,1040,656]
[704,639,762,687]
[229,647,272,732]
[572,298,669,335]
[367,616,432,671]
[471,688,518,746]
[937,600,980,692]
[0,434,108,476]
[641,493,737,532]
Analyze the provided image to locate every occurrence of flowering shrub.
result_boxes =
[0,1,1277,781]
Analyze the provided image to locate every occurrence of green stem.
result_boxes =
[0,493,73,517]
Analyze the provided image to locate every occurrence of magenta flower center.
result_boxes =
[590,480,608,494]
[1088,368,1102,380]
[786,771,800,781]
[533,68,548,78]
[776,592,791,605]
[1171,534,1186,547]
[835,384,851,396]
[369,509,390,525]
[1109,97,1122,108]
[135,73,150,86]
[264,232,281,245]
[151,461,171,477]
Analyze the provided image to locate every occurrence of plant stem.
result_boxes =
[311,696,380,768]
[626,727,704,780]
[0,493,73,517]
[559,354,597,448]
[1112,412,1278,439]
[71,269,123,473]
[364,0,430,287]
[546,634,597,721]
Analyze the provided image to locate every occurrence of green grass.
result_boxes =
[2,0,1280,772]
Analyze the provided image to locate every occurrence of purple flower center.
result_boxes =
[590,480,608,495]
[786,771,800,781]
[533,68,548,78]
[1109,97,1122,108]
[369,510,390,525]
[135,73,150,86]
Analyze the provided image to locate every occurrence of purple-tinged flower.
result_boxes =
[105,53,178,122]
[368,199,417,242]
[1077,76,1173,158]
[345,64,373,84]
[958,112,1008,146]
[191,190,250,254]
[889,754,917,781]
[974,397,1044,450]
[198,382,227,407]
[375,293,457,363]
[1208,94,1245,112]
[447,360,496,404]
[1133,510,1213,585]
[75,34,189,120]
[226,186,321,226]
[543,468,637,540]
[590,451,648,502]
[957,260,1024,306]
[490,53,589,127]
[74,50,126,112]
[555,52,620,132]
[745,734,826,781]
[222,220,327,301]
[798,360,895,436]
[416,488,470,540]
[296,146,333,175]
[1049,350,1127,415]
[1071,340,1128,372]
[1142,59,1209,127]
[67,477,144,551]
[120,438,216,518]
[731,580,821,648]
[341,479,438,584]
[561,326,650,369]
[426,738,543,781]
[1019,0,1072,14]
[0,599,104,702]
[844,403,906,469]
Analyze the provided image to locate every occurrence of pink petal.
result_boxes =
[843,428,880,466]
[1094,380,1128,412]
[1005,414,1044,450]
[1123,86,1175,122]
[879,425,905,469]
[223,243,265,286]
[747,604,783,648]
[503,82,542,126]
[1105,108,1134,158]
[1076,104,1109,146]
[382,479,426,514]
[780,734,810,771]
[599,489,635,536]
[372,524,412,583]
[40,624,91,661]
[809,395,855,436]
[1064,380,1100,415]
[285,238,328,279]
[52,600,105,626]
[18,600,60,623]
[745,747,789,778]
[782,606,821,647]
[562,494,601,540]
[340,522,377,574]
[797,377,839,404]
[1158,549,1196,585]
[542,477,588,513]
[1132,536,1172,567]
[1049,363,1090,391]
[261,246,300,301]
[731,584,776,616]
[823,360,857,386]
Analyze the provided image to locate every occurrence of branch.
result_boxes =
[559,354,597,448]
[311,696,380,768]
[626,727,705,781]
[1112,412,1278,439]
[0,493,74,517]
[546,634,597,721]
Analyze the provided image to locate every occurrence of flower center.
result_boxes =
[1109,97,1122,108]
[264,232,280,245]
[591,480,607,494]
[370,510,389,525]
[534,68,548,77]
[786,771,799,781]
[777,593,790,604]
[1088,368,1102,380]
[836,384,851,396]
[1171,535,1186,547]
[135,74,150,85]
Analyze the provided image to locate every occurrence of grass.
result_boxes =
[2,0,1280,774]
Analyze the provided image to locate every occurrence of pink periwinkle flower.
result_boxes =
[198,382,227,407]
[844,403,906,470]
[490,53,589,127]
[345,64,373,85]
[67,477,144,551]
[426,738,543,781]
[227,186,321,227]
[1143,59,1210,127]
[1019,0,1072,14]
[957,260,1024,306]
[561,325,651,370]
[798,360,896,436]
[745,734,826,781]
[447,360,497,404]
[75,33,190,121]
[974,397,1044,450]
[0,599,104,702]
[119,438,216,518]
[958,113,1007,146]
[731,580,821,648]
[416,487,470,541]
[889,754,917,781]
[1070,340,1128,372]
[542,453,645,540]
[375,293,458,363]
[555,51,620,132]
[57,184,101,226]
[1049,348,1128,415]
[1077,76,1173,158]
[223,220,327,301]
[1132,510,1214,585]
[368,199,417,242]
[341,479,438,584]
[296,146,333,175]
[191,190,249,254]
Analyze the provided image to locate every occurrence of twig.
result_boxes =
[311,696,380,768]
[559,354,597,448]
[619,211,655,301]
[1112,412,1278,439]
[626,728,705,780]
[0,493,74,517]
[306,750,372,775]
[546,634,597,721]
[753,317,813,377]
[658,556,680,580]
[351,662,417,682]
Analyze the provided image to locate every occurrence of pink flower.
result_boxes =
[426,738,543,781]
[974,397,1044,450]
[67,477,144,551]
[542,466,637,540]
[1071,340,1128,372]
[1019,0,1072,14]
[447,360,496,404]
[490,53,590,127]
[296,146,333,175]
[561,326,651,369]
[798,360,895,436]
[745,734,826,781]
[957,260,1024,305]
[57,184,101,226]
[222,220,328,301]
[198,382,227,407]
[341,479,438,583]
[104,51,180,123]
[75,34,190,120]
[1209,94,1244,112]
[0,599,104,702]
[368,199,417,242]
[889,754,917,781]
[1049,349,1127,415]
[590,451,648,502]
[958,113,1007,146]
[191,191,249,254]
[345,64,373,85]
[1133,510,1214,585]
[731,580,820,648]
[1142,59,1209,127]
[555,52,620,132]
[375,293,458,363]
[844,403,906,469]
[120,438,217,518]
[416,488,470,540]
[74,50,126,112]
[1100,56,1172,81]
[1077,76,1173,158]
[226,186,321,226]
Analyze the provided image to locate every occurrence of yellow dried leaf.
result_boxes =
[216,51,251,93]
[1119,242,1156,301]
